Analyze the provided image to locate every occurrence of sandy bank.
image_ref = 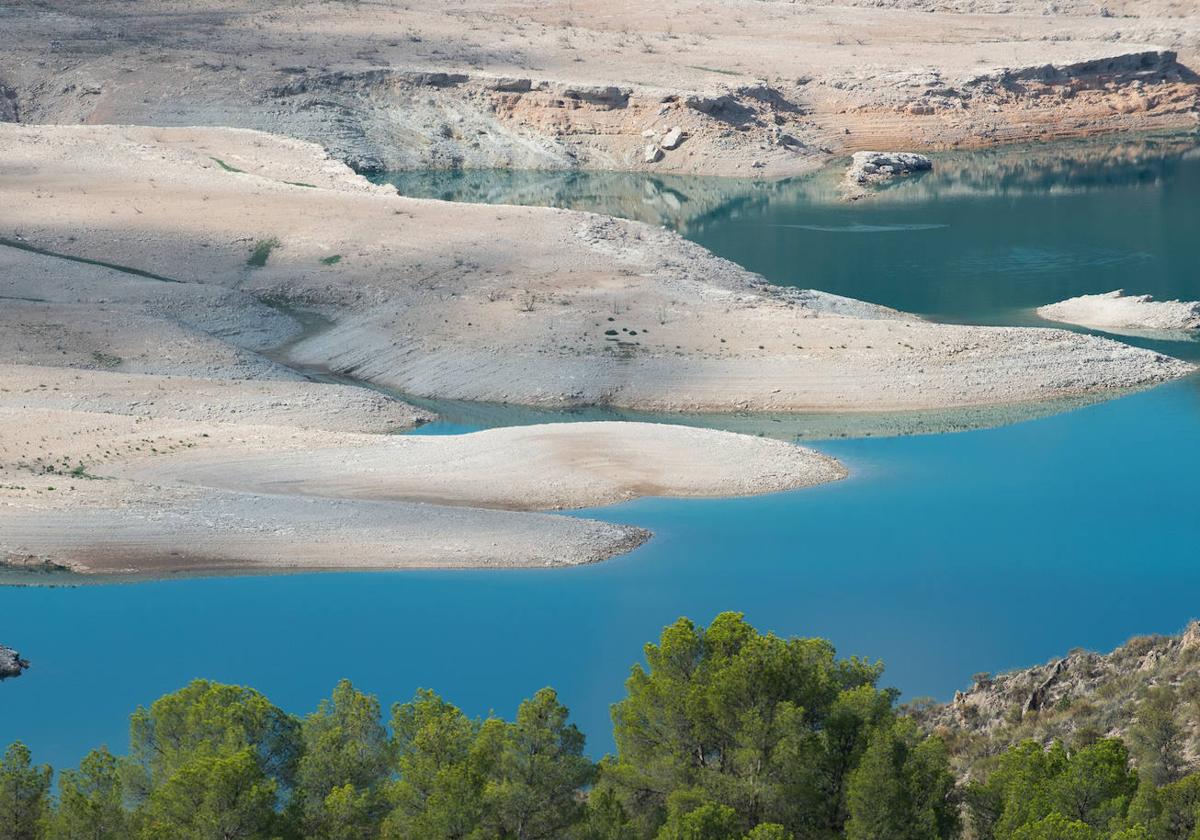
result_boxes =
[0,364,431,433]
[112,421,846,511]
[0,490,650,576]
[2,124,1192,417]
[3,0,1198,178]
[0,402,842,574]
[1038,290,1200,339]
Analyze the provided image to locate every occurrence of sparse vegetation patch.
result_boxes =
[246,237,280,268]
[209,156,245,173]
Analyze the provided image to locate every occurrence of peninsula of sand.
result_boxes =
[0,123,1193,574]
[1039,290,1200,340]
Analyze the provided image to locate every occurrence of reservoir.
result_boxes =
[3,135,1199,769]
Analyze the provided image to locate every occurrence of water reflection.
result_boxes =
[381,132,1200,361]
[400,391,1114,442]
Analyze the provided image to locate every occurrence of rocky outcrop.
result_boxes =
[964,50,1184,96]
[0,645,29,679]
[912,621,1200,775]
[844,152,933,197]
[848,151,933,184]
[1038,290,1200,335]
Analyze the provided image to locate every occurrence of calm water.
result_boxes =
[382,134,1200,357]
[5,135,1200,769]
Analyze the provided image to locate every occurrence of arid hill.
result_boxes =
[2,0,1198,177]
[912,622,1200,778]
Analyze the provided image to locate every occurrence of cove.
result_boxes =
[4,135,1200,771]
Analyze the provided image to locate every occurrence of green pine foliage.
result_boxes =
[9,612,1198,839]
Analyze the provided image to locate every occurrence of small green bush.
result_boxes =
[247,238,280,268]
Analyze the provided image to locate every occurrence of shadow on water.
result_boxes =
[397,390,1116,441]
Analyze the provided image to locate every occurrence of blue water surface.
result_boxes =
[4,135,1200,769]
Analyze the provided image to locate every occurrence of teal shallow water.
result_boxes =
[382,134,1200,358]
[4,136,1200,767]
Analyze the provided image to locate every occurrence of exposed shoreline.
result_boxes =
[0,121,1194,578]
[0,378,843,574]
[3,124,1191,413]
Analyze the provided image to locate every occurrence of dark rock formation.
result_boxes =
[0,645,29,679]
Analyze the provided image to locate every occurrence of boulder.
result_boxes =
[685,93,736,114]
[489,77,533,93]
[561,85,630,109]
[644,144,663,164]
[0,645,29,680]
[661,126,684,150]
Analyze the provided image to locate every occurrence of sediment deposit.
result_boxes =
[1038,290,1200,337]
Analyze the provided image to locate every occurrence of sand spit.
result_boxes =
[0,491,650,575]
[1038,290,1200,339]
[0,404,839,573]
[3,0,1199,178]
[113,421,847,512]
[2,123,1190,416]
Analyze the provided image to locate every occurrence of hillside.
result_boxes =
[912,622,1200,779]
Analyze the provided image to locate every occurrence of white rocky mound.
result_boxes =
[847,151,933,186]
[1038,290,1200,336]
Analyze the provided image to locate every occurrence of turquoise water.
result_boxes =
[5,136,1200,768]
[382,135,1200,359]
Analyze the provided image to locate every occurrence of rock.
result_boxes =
[685,93,738,114]
[0,645,29,680]
[408,72,469,88]
[488,77,532,93]
[661,126,684,150]
[561,85,630,109]
[1022,657,1069,714]
[644,144,663,164]
[846,151,933,186]
[1182,621,1200,651]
